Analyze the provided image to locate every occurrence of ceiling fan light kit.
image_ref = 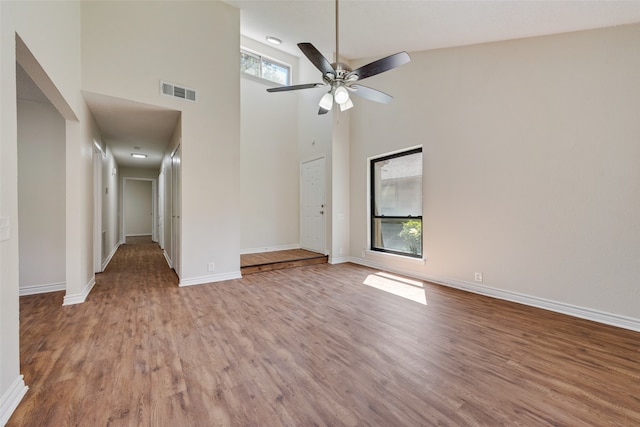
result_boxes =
[266,0,410,115]
[333,86,350,104]
[319,92,334,111]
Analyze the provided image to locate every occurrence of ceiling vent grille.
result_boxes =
[160,81,197,102]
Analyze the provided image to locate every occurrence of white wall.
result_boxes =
[297,58,333,255]
[349,24,640,326]
[82,1,241,284]
[100,144,119,265]
[330,109,350,263]
[240,37,300,253]
[124,179,152,237]
[1,0,94,422]
[17,100,66,292]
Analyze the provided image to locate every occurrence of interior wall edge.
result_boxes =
[0,375,28,426]
[62,276,95,306]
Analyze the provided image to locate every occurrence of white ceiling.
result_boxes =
[17,67,179,170]
[17,1,640,171]
[83,92,180,169]
[226,0,640,61]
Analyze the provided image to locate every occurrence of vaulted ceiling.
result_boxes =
[17,1,640,171]
[226,0,640,60]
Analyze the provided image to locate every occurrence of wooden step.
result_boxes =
[241,249,328,275]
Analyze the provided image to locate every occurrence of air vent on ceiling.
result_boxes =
[160,81,197,102]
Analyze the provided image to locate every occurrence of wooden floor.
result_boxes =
[241,249,328,274]
[10,238,640,426]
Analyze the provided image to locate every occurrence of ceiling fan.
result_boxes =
[266,0,411,115]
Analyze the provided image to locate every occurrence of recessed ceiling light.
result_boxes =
[131,153,147,159]
[266,36,282,45]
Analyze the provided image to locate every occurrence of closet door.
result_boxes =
[171,145,181,278]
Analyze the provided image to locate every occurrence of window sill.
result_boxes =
[363,250,426,265]
[240,72,286,88]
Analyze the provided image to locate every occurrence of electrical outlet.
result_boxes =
[474,272,483,283]
[207,262,215,272]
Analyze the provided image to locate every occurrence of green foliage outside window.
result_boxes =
[399,220,422,254]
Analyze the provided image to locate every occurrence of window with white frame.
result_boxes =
[240,50,290,86]
[370,147,423,258]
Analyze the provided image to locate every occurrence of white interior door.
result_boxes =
[93,147,103,273]
[158,170,164,248]
[301,157,326,253]
[171,145,182,277]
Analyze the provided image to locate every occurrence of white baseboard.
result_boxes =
[101,243,120,271]
[125,233,152,237]
[62,276,96,306]
[328,255,349,265]
[240,244,300,255]
[179,271,242,287]
[19,282,66,296]
[349,257,640,333]
[0,375,28,426]
[163,250,172,268]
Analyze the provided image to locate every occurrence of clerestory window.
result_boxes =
[241,49,290,86]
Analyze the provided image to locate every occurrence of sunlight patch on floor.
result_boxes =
[363,272,427,305]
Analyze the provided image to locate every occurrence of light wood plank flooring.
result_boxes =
[10,238,640,426]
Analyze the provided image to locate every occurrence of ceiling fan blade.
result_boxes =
[298,43,336,76]
[267,83,324,93]
[348,51,410,81]
[350,85,393,104]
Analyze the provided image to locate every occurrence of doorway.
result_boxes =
[122,178,156,242]
[170,145,182,278]
[300,157,326,254]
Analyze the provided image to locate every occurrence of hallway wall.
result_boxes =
[17,99,66,294]
[100,144,119,267]
[82,1,241,285]
[1,1,94,422]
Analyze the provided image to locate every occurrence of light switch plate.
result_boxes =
[0,216,10,242]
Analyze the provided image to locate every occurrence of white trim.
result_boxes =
[363,249,426,265]
[240,244,300,255]
[0,375,28,426]
[368,144,423,163]
[93,147,103,273]
[62,276,96,306]
[163,250,172,268]
[125,233,153,237]
[179,271,242,287]
[19,282,65,296]
[101,242,120,271]
[349,256,640,333]
[328,256,349,264]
